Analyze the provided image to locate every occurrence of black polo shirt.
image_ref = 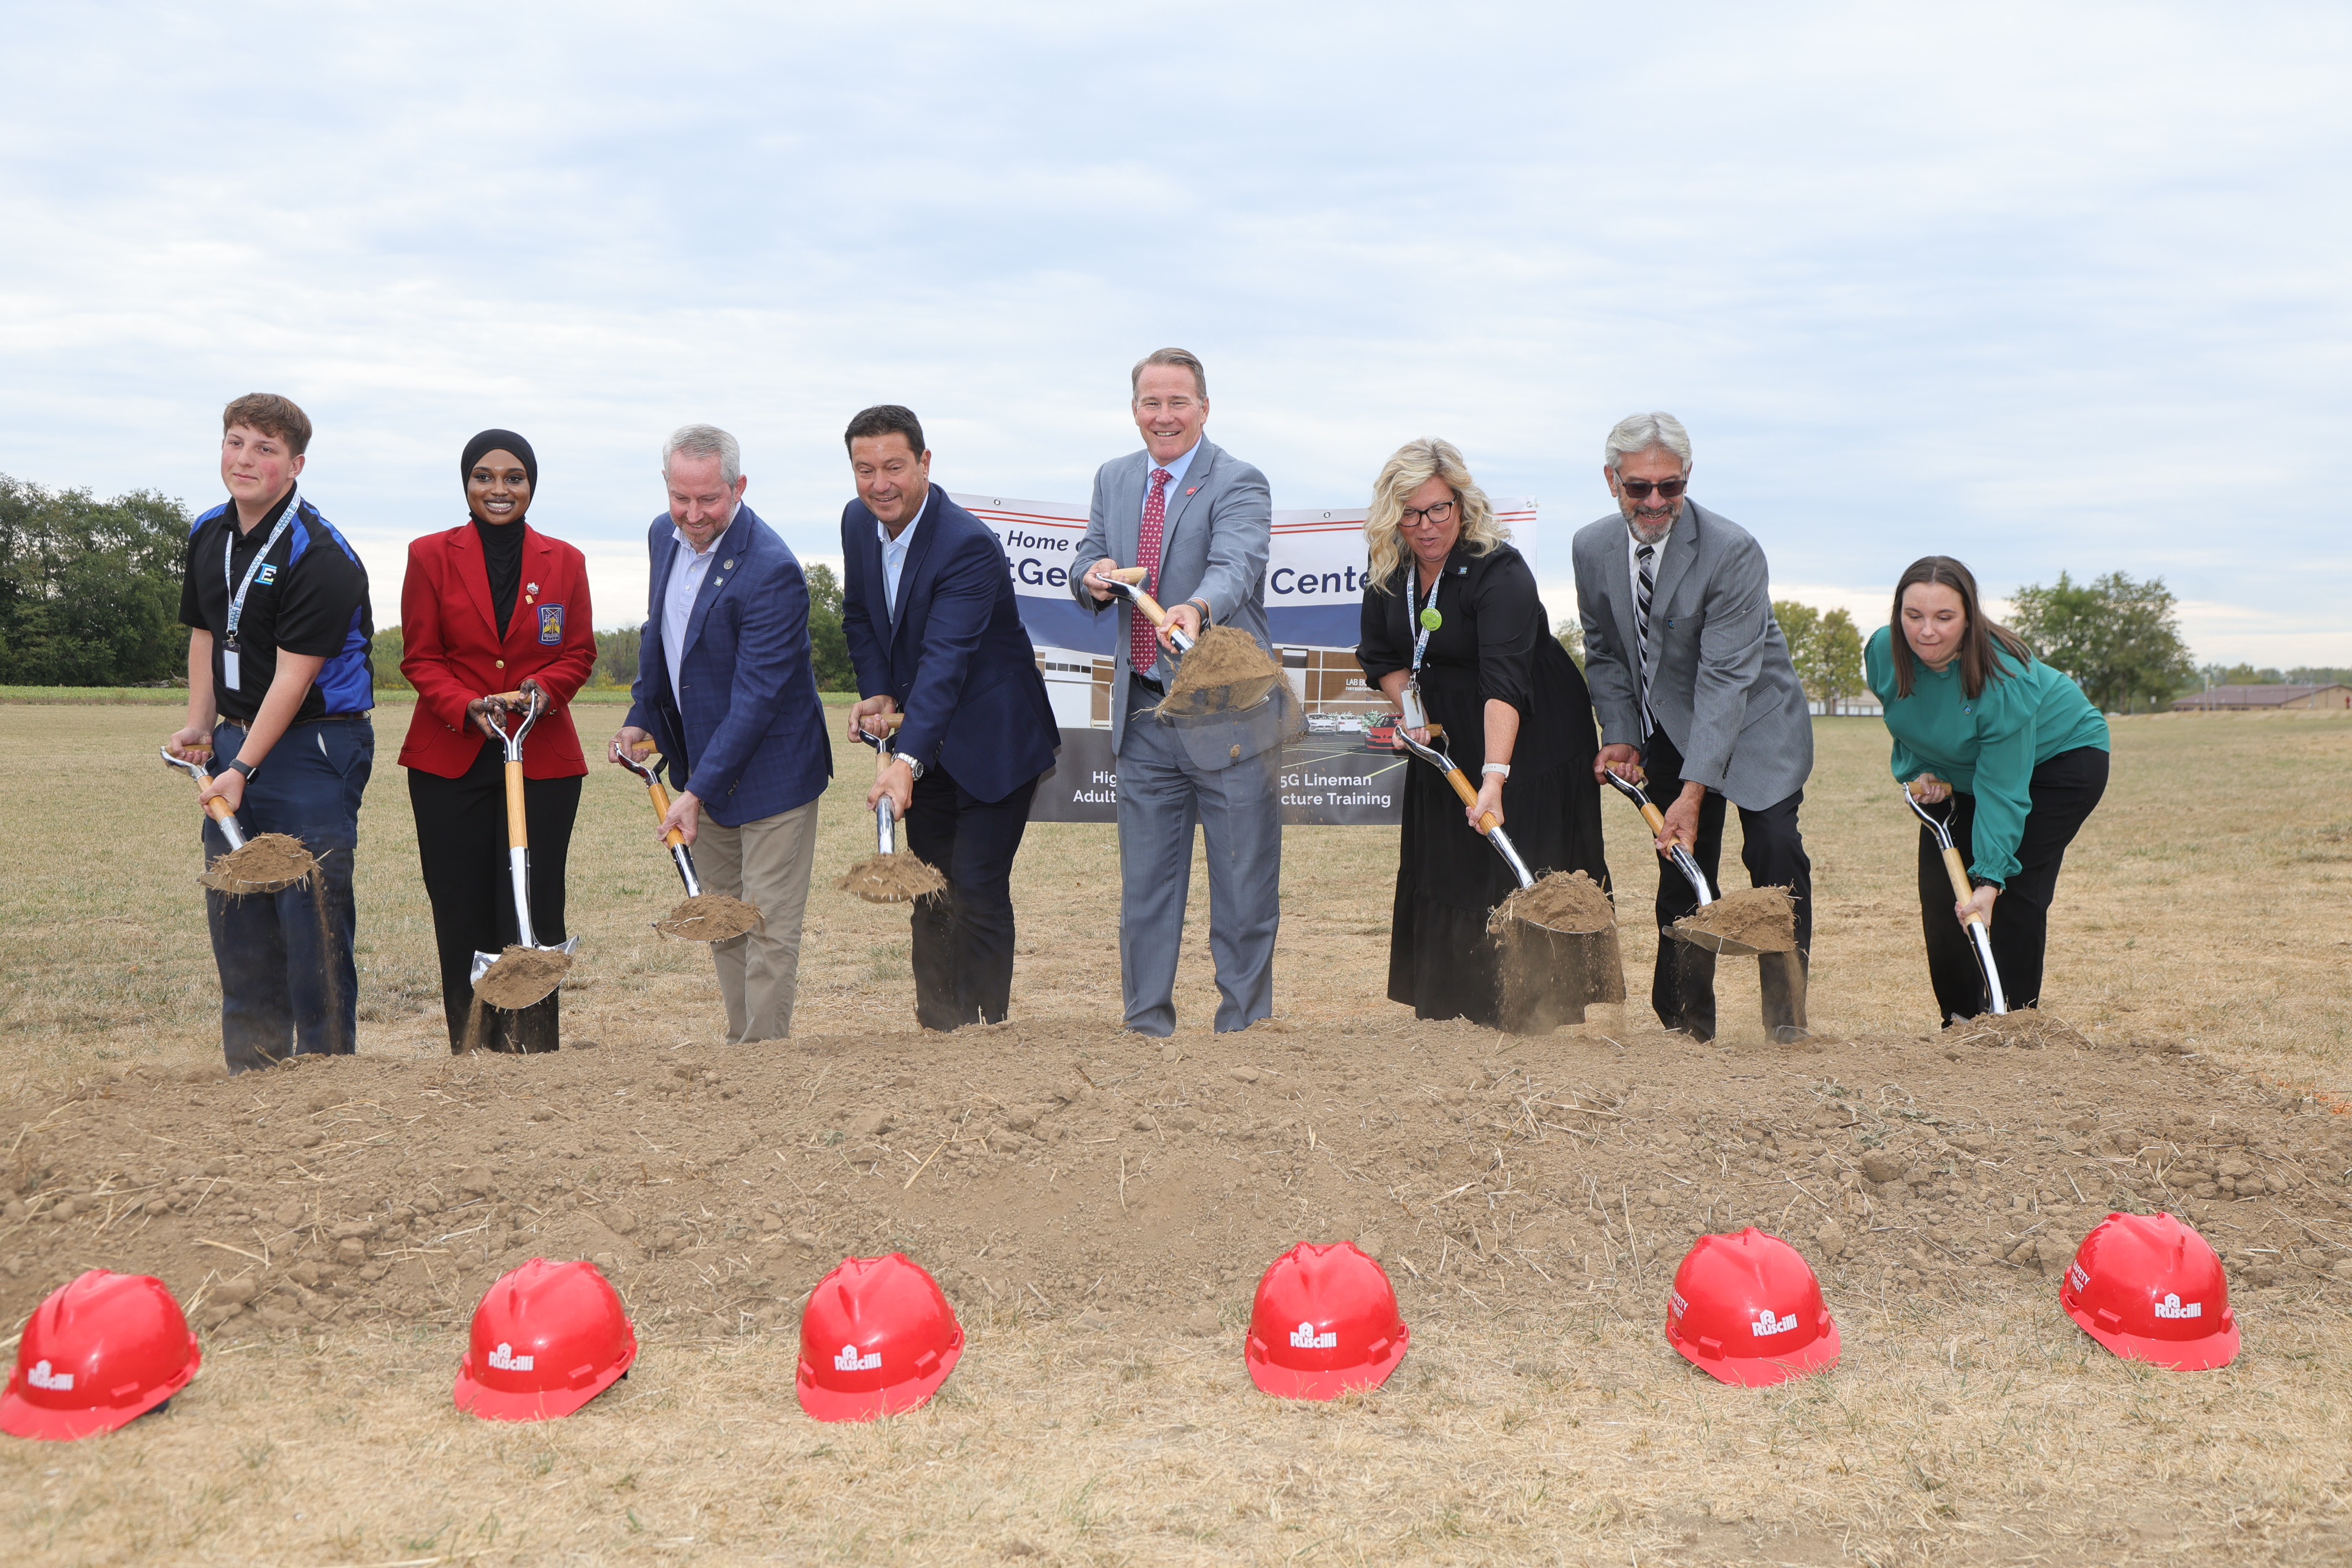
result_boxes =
[179,488,375,725]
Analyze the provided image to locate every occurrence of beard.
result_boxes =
[1622,499,1680,545]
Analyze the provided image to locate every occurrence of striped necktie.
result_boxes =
[1636,541,1658,738]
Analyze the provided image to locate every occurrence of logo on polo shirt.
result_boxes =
[256,564,279,585]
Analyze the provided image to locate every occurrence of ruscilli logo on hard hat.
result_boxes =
[834,1344,882,1371]
[1750,1308,1799,1337]
[486,1342,534,1371]
[1289,1322,1337,1350]
[26,1360,73,1391]
[2152,1293,2202,1321]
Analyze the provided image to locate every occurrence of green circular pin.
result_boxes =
[1419,607,1443,631]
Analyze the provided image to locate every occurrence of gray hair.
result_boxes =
[662,423,741,486]
[1603,411,1691,474]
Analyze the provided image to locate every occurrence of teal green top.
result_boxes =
[1864,623,2109,886]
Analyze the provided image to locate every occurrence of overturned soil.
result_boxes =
[835,852,948,904]
[200,832,317,895]
[1160,625,1281,713]
[1674,884,1798,952]
[652,893,765,942]
[1491,869,1616,935]
[470,946,571,1010]
[5,1014,2347,1350]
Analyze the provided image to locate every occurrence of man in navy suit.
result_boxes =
[614,424,832,1043]
[841,405,1057,1030]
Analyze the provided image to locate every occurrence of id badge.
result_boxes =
[221,644,241,691]
[1399,681,1427,731]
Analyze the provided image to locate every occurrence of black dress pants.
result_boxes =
[1641,729,1814,1041]
[1917,744,2108,1021]
[901,761,1040,1031]
[408,743,581,1051]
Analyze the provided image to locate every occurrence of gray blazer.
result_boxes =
[1572,499,1812,811]
[1070,437,1276,766]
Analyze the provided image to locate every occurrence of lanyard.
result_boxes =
[1409,567,1443,677]
[223,491,298,648]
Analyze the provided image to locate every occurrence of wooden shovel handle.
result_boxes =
[505,761,529,850]
[1941,845,1987,925]
[641,776,686,849]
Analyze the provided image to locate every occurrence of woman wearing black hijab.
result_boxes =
[397,430,597,1051]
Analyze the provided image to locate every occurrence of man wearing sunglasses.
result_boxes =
[1572,411,1815,1044]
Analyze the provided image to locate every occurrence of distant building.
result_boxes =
[2171,684,2352,712]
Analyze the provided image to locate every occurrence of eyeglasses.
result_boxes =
[1616,478,1686,501]
[1399,501,1456,528]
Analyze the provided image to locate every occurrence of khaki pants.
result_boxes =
[692,797,819,1042]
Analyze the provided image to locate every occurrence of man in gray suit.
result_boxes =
[1573,411,1814,1043]
[1072,347,1280,1035]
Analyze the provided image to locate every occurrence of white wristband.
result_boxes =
[1481,762,1511,778]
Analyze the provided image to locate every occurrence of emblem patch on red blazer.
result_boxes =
[538,603,565,645]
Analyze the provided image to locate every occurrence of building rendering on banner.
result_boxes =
[953,493,1539,730]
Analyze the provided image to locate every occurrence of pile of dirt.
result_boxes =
[1949,1011,2091,1051]
[471,946,571,1010]
[653,893,764,942]
[1159,625,1281,713]
[835,852,948,904]
[1674,885,1797,951]
[1491,869,1616,935]
[200,832,317,895]
[6,1015,2345,1348]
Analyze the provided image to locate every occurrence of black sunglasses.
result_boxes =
[1617,478,1687,500]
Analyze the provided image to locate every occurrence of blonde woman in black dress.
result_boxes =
[1356,438,1610,1028]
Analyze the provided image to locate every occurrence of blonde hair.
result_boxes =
[1364,437,1507,591]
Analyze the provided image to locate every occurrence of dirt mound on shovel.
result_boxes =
[471,946,571,1010]
[1673,886,1797,951]
[1159,625,1281,713]
[1490,869,1615,935]
[200,833,318,895]
[652,893,764,942]
[837,852,948,904]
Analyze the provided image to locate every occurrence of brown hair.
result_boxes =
[1129,347,1207,400]
[1888,556,2037,700]
[221,393,313,457]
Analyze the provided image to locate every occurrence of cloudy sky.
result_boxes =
[5,2,2345,665]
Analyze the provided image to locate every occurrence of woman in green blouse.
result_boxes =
[1865,557,2110,1021]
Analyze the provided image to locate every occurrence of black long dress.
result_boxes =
[1357,541,1610,1029]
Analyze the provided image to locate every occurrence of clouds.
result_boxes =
[1,2,2344,658]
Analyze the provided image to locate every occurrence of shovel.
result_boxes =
[466,685,576,1014]
[1099,567,1284,718]
[1393,723,1537,888]
[836,714,945,903]
[1599,767,1776,958]
[1905,782,2009,1014]
[612,743,767,942]
[160,744,318,894]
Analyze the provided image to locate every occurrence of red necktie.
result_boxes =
[1131,466,1172,675]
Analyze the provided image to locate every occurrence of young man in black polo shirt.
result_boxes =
[167,393,376,1073]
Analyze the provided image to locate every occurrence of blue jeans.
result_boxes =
[204,716,373,1073]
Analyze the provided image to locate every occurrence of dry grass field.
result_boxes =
[1,701,2348,1566]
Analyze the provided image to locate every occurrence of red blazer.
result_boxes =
[397,522,597,779]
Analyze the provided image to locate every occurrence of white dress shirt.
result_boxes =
[1627,520,1675,607]
[877,486,932,620]
[1142,440,1201,530]
[662,512,733,707]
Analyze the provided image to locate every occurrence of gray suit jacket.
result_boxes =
[1572,499,1812,811]
[1070,437,1276,766]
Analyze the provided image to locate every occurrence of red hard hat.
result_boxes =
[2060,1212,2240,1371]
[796,1254,964,1422]
[453,1259,638,1422]
[2,1270,201,1441]
[1666,1228,1840,1387]
[1244,1242,1410,1400]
